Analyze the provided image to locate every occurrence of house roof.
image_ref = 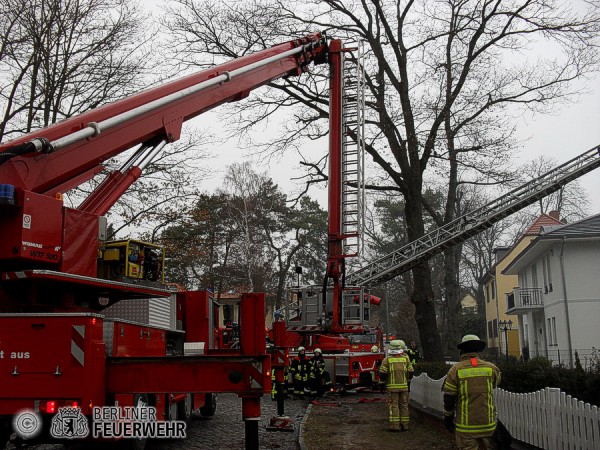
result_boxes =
[522,213,564,236]
[539,213,600,238]
[502,213,600,274]
[482,213,564,282]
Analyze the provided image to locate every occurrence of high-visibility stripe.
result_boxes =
[457,367,492,378]
[250,362,263,389]
[71,325,85,366]
[456,423,497,433]
[487,378,494,424]
[460,379,468,425]
[444,381,457,392]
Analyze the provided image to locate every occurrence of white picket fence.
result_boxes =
[410,373,600,450]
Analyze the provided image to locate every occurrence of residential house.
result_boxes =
[502,213,600,368]
[461,293,478,310]
[482,212,564,359]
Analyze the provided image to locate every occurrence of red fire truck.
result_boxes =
[266,39,388,408]
[0,33,330,449]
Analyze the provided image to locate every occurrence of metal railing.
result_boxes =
[506,287,543,311]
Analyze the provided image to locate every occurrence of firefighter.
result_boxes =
[309,348,333,397]
[271,369,277,401]
[442,334,501,450]
[378,339,413,432]
[290,346,311,399]
[406,340,421,365]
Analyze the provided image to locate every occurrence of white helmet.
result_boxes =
[371,345,379,353]
[314,348,322,355]
[298,346,306,352]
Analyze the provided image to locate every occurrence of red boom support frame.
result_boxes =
[0,33,330,450]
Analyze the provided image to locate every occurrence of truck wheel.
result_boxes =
[126,394,149,450]
[199,393,217,417]
[166,394,178,422]
[177,394,192,425]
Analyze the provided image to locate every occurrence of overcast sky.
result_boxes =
[513,82,600,215]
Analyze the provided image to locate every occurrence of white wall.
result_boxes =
[560,240,600,350]
[518,238,600,360]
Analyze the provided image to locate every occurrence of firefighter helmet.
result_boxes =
[389,340,406,350]
[314,348,322,355]
[457,334,486,352]
[371,345,379,353]
[298,346,306,352]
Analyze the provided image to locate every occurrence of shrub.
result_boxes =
[496,356,600,407]
[418,354,600,406]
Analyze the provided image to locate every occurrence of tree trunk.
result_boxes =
[443,246,462,359]
[404,193,444,361]
[411,262,444,361]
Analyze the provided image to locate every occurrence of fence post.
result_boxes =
[546,388,561,450]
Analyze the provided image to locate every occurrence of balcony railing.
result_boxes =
[506,287,543,312]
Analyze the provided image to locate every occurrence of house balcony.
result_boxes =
[506,287,543,314]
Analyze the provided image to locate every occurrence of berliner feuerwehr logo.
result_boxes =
[50,407,89,439]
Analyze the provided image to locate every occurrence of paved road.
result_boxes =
[149,394,309,450]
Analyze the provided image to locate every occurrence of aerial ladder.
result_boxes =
[268,41,384,432]
[346,144,600,287]
[0,33,328,449]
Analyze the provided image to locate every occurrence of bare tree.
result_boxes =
[520,154,591,221]
[0,0,154,142]
[163,0,600,360]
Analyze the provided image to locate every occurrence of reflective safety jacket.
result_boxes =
[442,353,501,437]
[406,347,421,365]
[311,357,326,378]
[379,352,413,391]
[290,355,311,382]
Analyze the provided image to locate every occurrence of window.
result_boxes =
[532,263,538,288]
[488,321,493,340]
[542,257,548,292]
[546,254,553,292]
[547,318,553,345]
[492,280,496,299]
[492,318,498,338]
[486,284,491,304]
[551,317,557,345]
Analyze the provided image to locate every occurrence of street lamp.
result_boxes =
[498,319,513,361]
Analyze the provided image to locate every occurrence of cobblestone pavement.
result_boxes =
[148,394,309,450]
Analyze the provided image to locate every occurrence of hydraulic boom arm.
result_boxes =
[0,34,327,197]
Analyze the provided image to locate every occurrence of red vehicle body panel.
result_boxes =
[0,314,106,415]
